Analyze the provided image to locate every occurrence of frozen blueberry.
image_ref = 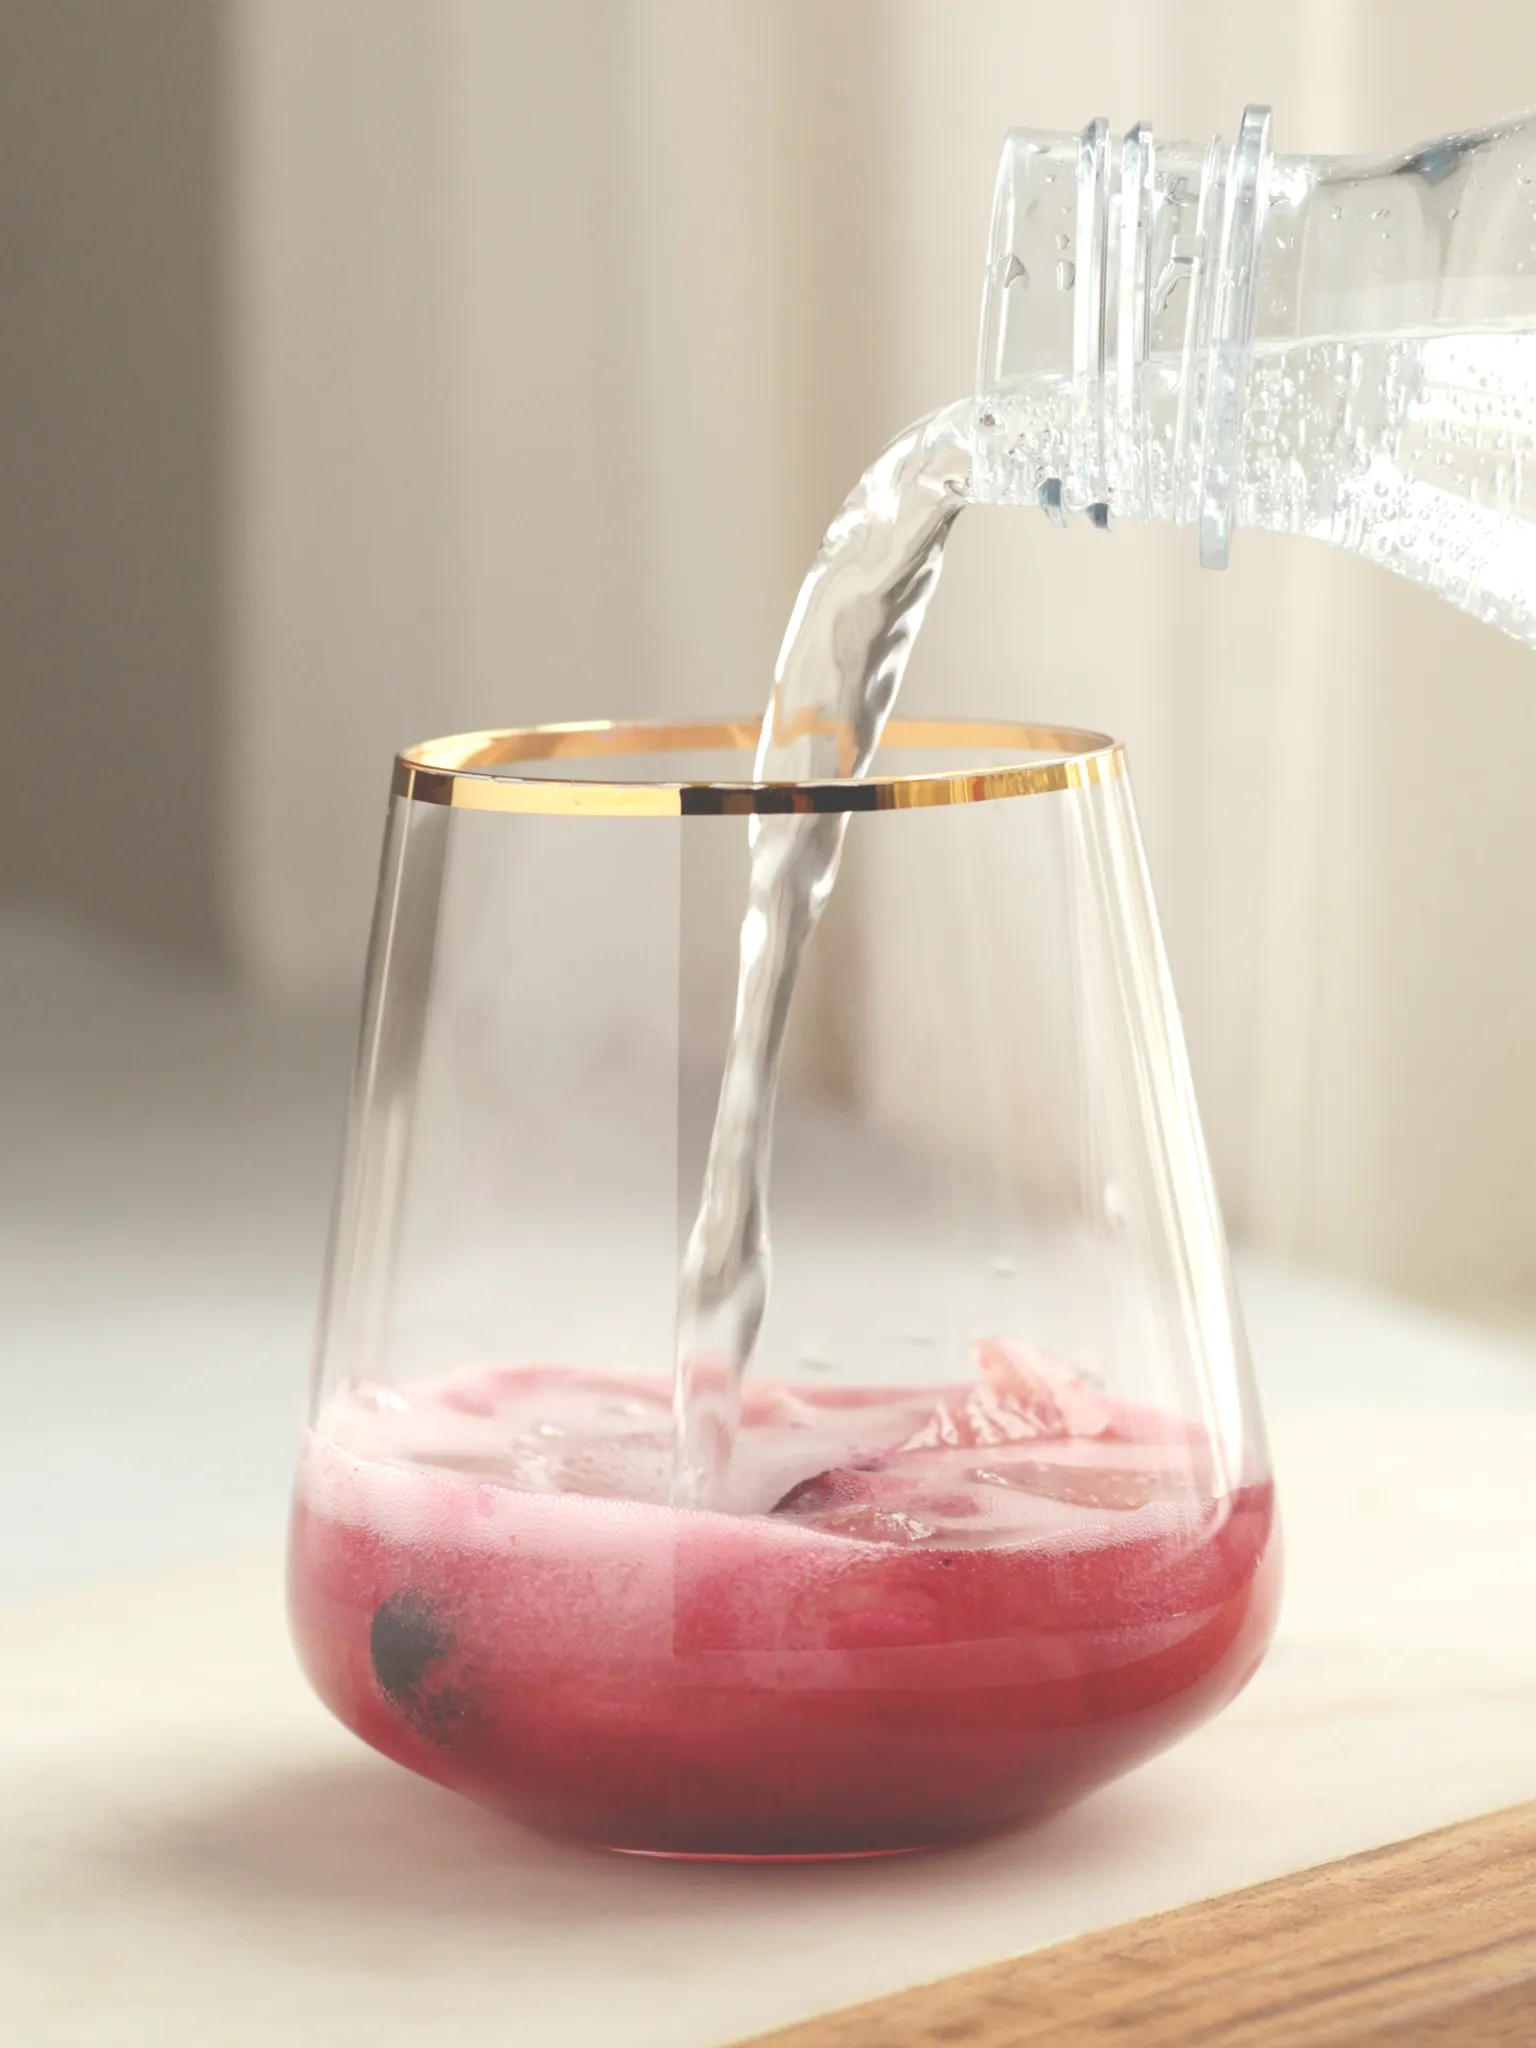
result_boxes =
[370,1590,471,1744]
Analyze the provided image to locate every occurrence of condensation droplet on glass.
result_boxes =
[796,1342,837,1373]
[1055,231,1070,252]
[990,1254,1018,1277]
[1055,258,1075,290]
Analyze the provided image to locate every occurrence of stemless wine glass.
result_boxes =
[288,717,1280,1859]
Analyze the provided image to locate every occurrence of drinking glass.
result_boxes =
[289,717,1279,1857]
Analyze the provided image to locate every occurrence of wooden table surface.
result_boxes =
[744,1800,1536,2046]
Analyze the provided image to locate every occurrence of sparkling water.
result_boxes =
[672,326,1536,1507]
[670,399,975,1506]
[1239,334,1536,643]
[981,334,1536,640]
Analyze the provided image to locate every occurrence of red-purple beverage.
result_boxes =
[289,1344,1278,1856]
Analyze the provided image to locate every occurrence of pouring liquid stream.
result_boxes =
[670,399,974,1507]
[672,325,1536,1508]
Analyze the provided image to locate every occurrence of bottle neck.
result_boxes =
[975,106,1536,568]
[974,108,1272,566]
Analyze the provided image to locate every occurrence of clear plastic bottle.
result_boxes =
[975,106,1536,644]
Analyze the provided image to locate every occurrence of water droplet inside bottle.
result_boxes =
[1055,231,1071,252]
[1055,259,1075,290]
[990,1254,1018,1277]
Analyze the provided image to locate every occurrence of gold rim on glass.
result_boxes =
[392,717,1125,818]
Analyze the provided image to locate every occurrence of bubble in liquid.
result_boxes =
[359,1385,410,1413]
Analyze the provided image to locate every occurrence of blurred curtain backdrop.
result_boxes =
[8,0,1536,1313]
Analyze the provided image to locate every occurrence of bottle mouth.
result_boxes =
[975,106,1273,567]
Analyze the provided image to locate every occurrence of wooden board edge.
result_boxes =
[735,1799,1536,2047]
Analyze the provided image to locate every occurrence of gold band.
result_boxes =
[392,717,1125,818]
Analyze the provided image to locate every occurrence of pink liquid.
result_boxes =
[288,1347,1279,1856]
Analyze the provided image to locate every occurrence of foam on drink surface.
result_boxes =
[305,1343,1223,1555]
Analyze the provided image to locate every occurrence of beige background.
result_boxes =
[3,0,1536,1314]
[0,0,223,957]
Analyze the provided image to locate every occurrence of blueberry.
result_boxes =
[370,1590,470,1744]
